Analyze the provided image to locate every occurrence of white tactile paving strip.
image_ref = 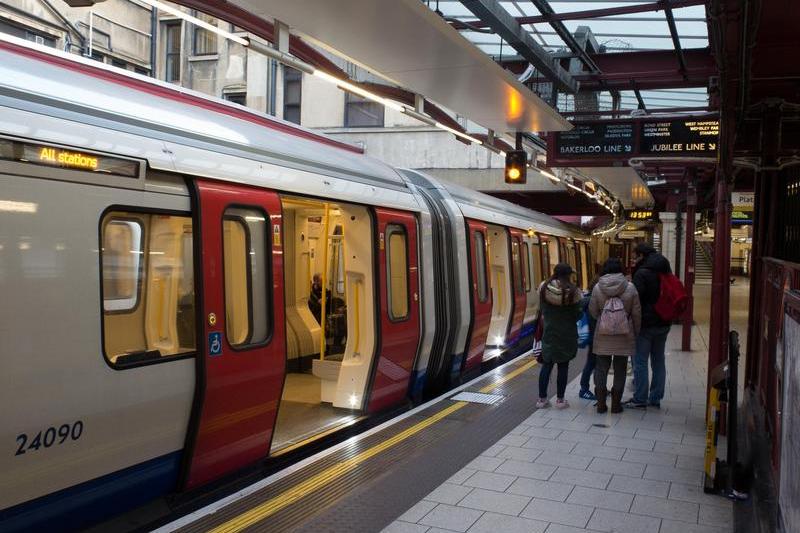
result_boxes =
[450,392,505,405]
[382,325,735,533]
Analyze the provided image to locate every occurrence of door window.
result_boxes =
[386,225,409,320]
[223,207,270,347]
[521,242,532,292]
[474,231,488,302]
[511,237,524,295]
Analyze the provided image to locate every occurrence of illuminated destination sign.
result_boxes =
[555,122,634,157]
[547,116,719,166]
[0,138,139,178]
[625,209,657,221]
[640,119,719,154]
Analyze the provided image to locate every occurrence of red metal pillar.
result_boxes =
[708,174,732,386]
[682,181,697,351]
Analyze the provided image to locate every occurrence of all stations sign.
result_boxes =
[548,116,719,167]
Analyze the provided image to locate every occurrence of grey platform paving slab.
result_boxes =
[385,326,734,533]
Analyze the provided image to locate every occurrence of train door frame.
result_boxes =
[507,229,527,346]
[367,208,421,413]
[463,219,493,374]
[182,179,286,490]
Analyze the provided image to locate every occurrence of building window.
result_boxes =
[192,12,217,56]
[345,93,384,128]
[224,92,247,106]
[111,58,128,70]
[101,211,196,367]
[223,207,270,347]
[283,67,302,124]
[164,22,181,82]
[386,224,409,321]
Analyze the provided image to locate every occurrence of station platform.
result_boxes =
[152,282,745,533]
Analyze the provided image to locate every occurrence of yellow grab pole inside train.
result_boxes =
[319,202,330,361]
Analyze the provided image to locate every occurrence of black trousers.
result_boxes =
[594,355,628,393]
[539,361,569,399]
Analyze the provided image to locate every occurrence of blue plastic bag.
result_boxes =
[577,312,591,349]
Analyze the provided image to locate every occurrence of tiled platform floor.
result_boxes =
[382,323,734,533]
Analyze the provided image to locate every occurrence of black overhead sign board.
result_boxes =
[556,122,634,157]
[640,119,718,154]
[548,116,719,167]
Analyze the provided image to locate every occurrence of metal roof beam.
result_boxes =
[459,0,578,93]
[527,0,600,72]
[634,88,647,110]
[664,1,689,77]
[450,0,706,28]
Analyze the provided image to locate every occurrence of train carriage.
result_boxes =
[0,33,593,532]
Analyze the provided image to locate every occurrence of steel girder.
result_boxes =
[459,0,578,93]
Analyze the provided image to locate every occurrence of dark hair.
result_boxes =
[601,257,623,275]
[540,263,578,304]
[634,243,656,256]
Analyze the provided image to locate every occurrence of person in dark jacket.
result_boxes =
[536,263,583,409]
[625,243,672,409]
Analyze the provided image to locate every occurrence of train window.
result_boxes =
[386,225,409,320]
[223,207,270,347]
[101,211,195,367]
[102,219,143,311]
[474,231,488,302]
[511,238,524,295]
[521,242,532,292]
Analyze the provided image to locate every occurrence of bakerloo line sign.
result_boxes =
[547,117,719,166]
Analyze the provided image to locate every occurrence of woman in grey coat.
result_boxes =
[588,258,642,413]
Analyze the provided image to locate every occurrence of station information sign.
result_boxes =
[625,209,657,221]
[640,119,719,154]
[555,122,634,157]
[547,115,720,166]
[0,137,140,178]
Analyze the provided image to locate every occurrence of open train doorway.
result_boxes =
[271,196,376,454]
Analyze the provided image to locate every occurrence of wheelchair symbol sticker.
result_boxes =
[209,332,223,356]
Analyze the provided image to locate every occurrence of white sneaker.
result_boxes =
[536,398,550,408]
[555,399,570,409]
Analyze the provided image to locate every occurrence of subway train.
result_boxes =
[0,34,597,531]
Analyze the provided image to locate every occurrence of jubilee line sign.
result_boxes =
[547,115,719,167]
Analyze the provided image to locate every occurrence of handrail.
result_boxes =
[354,280,361,356]
[319,202,330,361]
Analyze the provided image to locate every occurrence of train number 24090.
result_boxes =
[15,421,83,456]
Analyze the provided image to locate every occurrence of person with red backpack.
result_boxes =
[588,258,642,413]
[625,243,686,409]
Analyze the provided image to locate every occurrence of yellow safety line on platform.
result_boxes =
[208,357,538,533]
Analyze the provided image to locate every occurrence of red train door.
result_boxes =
[464,219,493,373]
[367,208,421,413]
[507,229,527,345]
[183,179,286,490]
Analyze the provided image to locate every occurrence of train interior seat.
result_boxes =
[271,198,374,453]
[486,225,512,349]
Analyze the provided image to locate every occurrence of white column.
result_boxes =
[660,212,679,273]
[273,19,290,120]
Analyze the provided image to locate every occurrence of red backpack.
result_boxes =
[653,272,688,322]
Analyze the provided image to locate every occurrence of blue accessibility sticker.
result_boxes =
[209,332,223,356]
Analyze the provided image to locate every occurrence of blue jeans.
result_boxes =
[633,325,671,404]
[580,351,596,391]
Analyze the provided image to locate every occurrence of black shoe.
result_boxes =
[623,398,647,409]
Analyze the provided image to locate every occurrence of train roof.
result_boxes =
[401,170,586,239]
[0,34,414,205]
